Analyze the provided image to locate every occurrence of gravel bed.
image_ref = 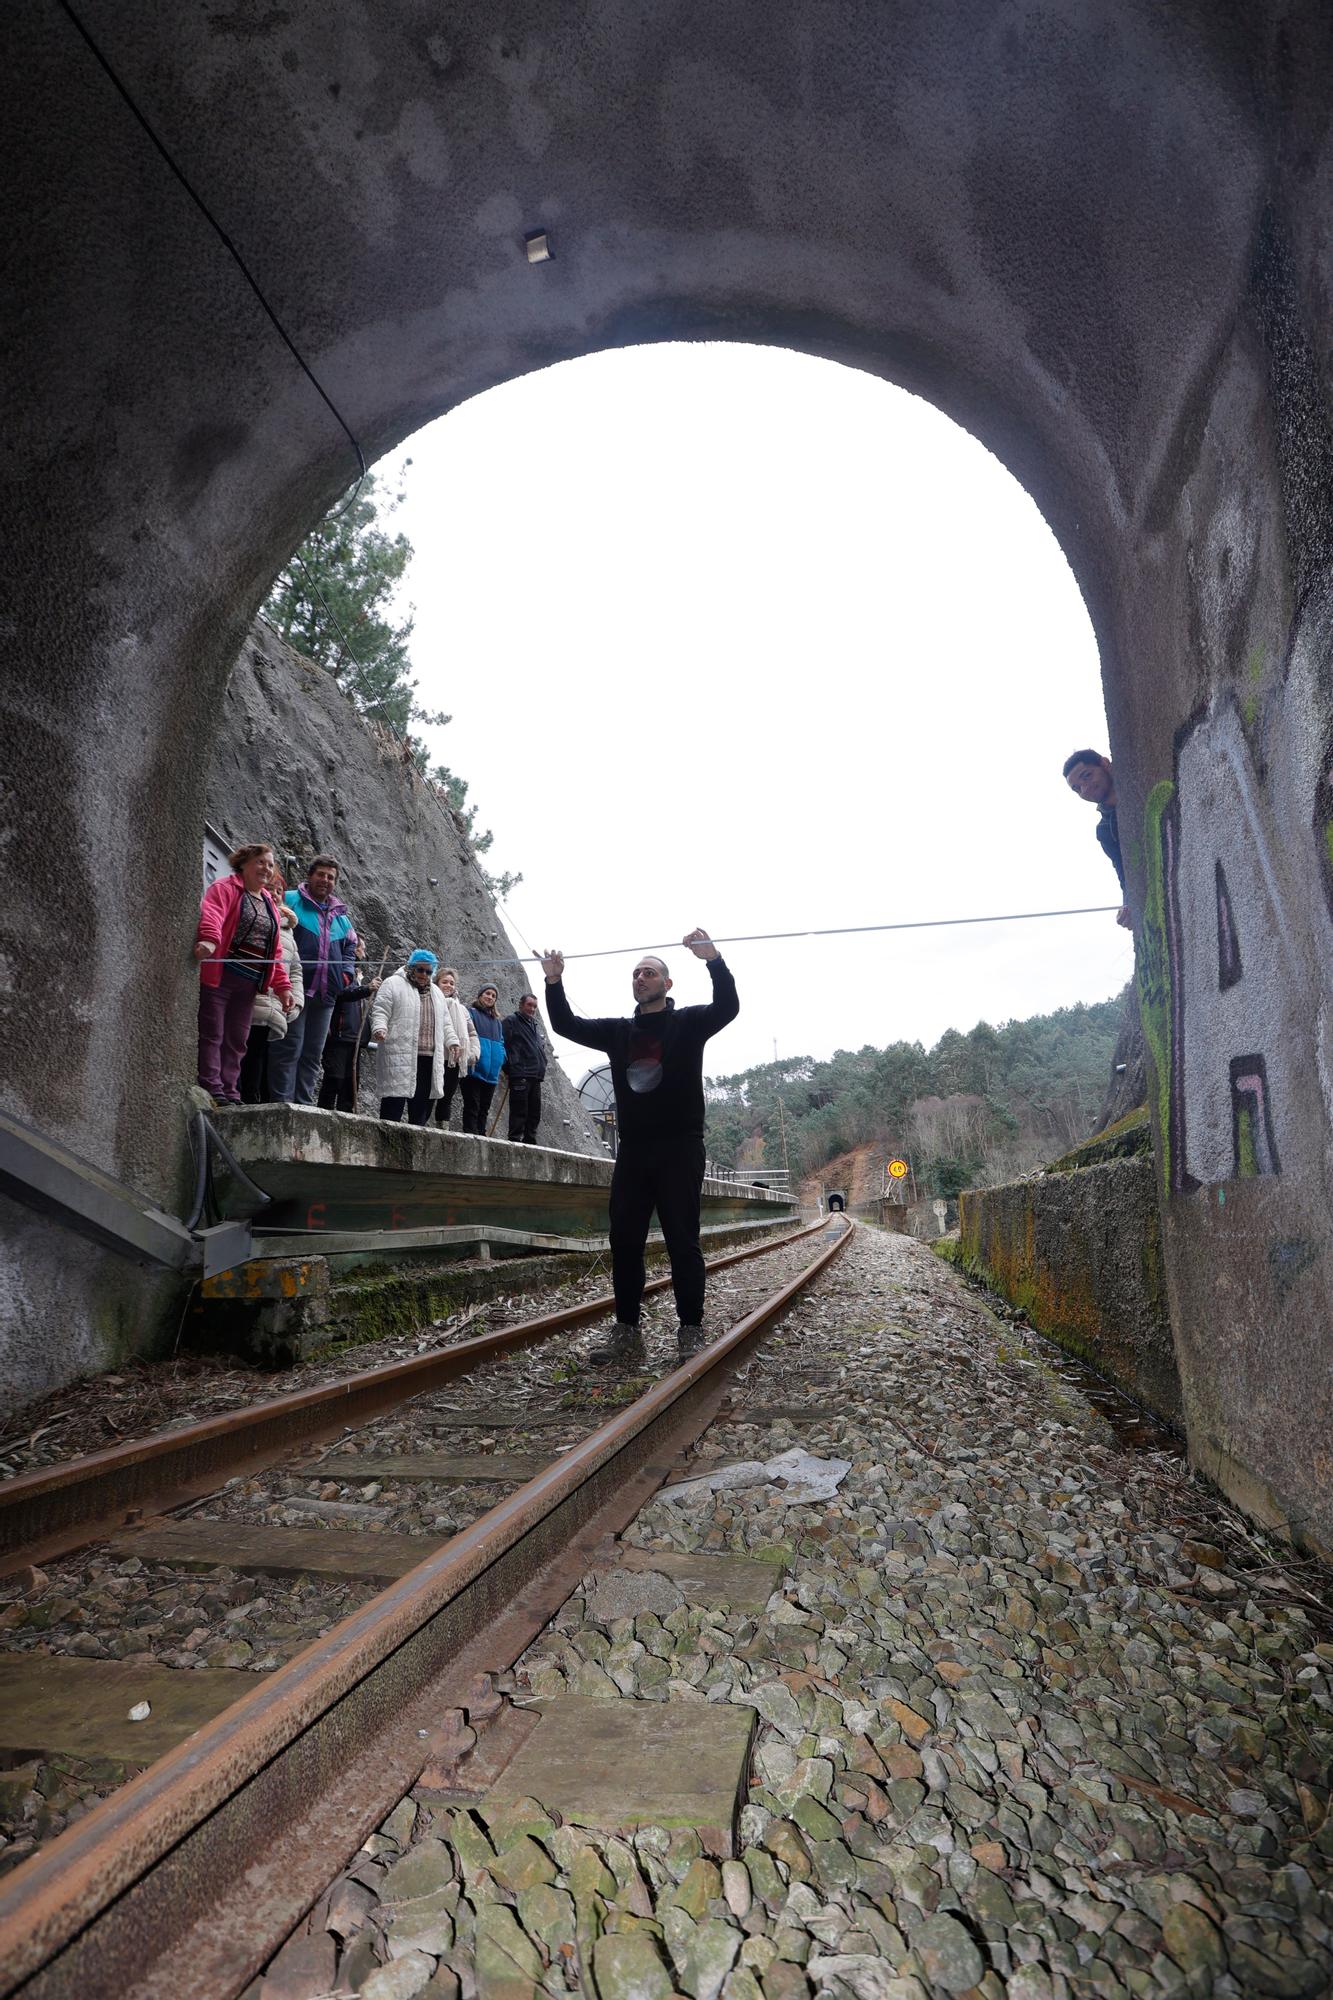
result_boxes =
[247,1226,1332,2000]
[0,1232,804,1482]
[0,1554,377,1872]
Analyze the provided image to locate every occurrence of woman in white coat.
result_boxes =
[433,965,481,1129]
[369,949,460,1124]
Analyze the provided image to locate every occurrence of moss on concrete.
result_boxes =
[1138,781,1176,1188]
[957,1157,1182,1427]
[1046,1105,1152,1174]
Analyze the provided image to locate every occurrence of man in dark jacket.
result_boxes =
[541,928,739,1367]
[1063,751,1132,928]
[502,993,548,1144]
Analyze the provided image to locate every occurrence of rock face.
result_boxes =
[206,621,604,1161]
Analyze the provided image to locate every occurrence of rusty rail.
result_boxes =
[0,1217,827,1569]
[0,1220,852,1998]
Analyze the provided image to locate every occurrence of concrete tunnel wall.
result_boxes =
[3,2,1331,1546]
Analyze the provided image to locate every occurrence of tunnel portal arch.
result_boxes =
[5,1,1333,1549]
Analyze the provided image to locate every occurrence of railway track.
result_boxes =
[0,1216,851,1999]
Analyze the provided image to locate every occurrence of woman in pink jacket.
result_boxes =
[195,843,293,1103]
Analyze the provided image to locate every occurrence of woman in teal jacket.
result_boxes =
[461,984,504,1134]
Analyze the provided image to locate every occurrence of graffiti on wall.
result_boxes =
[1139,639,1333,1192]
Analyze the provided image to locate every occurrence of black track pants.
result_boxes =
[609,1137,705,1328]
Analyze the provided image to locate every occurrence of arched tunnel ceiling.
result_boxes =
[15,0,1267,639]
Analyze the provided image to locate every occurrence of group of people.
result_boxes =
[194,845,548,1142]
[367,952,546,1139]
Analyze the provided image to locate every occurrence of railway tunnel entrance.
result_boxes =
[4,2,1332,1553]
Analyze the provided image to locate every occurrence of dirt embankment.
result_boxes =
[800,1142,887,1209]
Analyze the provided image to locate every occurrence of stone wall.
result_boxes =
[957,1154,1182,1431]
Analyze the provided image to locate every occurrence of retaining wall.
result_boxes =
[957,1155,1182,1430]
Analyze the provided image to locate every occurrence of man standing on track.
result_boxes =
[540,929,739,1369]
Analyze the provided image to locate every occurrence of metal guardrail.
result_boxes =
[704,1160,792,1187]
[0,1107,255,1280]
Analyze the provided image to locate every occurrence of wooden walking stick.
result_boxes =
[487,1076,510,1137]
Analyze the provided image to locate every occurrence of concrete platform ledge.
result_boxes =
[215,1107,795,1240]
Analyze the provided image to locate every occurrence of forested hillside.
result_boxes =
[705,992,1126,1196]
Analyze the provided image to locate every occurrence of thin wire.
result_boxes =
[57,0,366,512]
[506,903,1124,967]
[484,879,541,965]
[203,901,1122,979]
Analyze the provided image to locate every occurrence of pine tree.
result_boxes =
[264,468,437,737]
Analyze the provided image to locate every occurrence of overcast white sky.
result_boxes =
[379,343,1133,1083]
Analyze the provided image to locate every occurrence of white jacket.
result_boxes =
[439,992,481,1074]
[369,971,459,1100]
[251,915,305,1039]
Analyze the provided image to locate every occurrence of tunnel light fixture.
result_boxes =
[524,230,552,264]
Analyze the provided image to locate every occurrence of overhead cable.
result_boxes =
[488,903,1125,967]
[57,0,366,511]
[200,902,1123,980]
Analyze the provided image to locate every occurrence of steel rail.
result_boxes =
[0,1215,826,1569]
[0,1220,853,1999]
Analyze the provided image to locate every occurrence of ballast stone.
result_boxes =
[586,1568,685,1623]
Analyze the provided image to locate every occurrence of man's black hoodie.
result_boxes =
[544,959,739,1145]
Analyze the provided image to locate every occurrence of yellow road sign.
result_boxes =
[887,1158,909,1180]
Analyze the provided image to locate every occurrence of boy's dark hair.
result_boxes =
[308,852,340,876]
[1062,749,1105,777]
